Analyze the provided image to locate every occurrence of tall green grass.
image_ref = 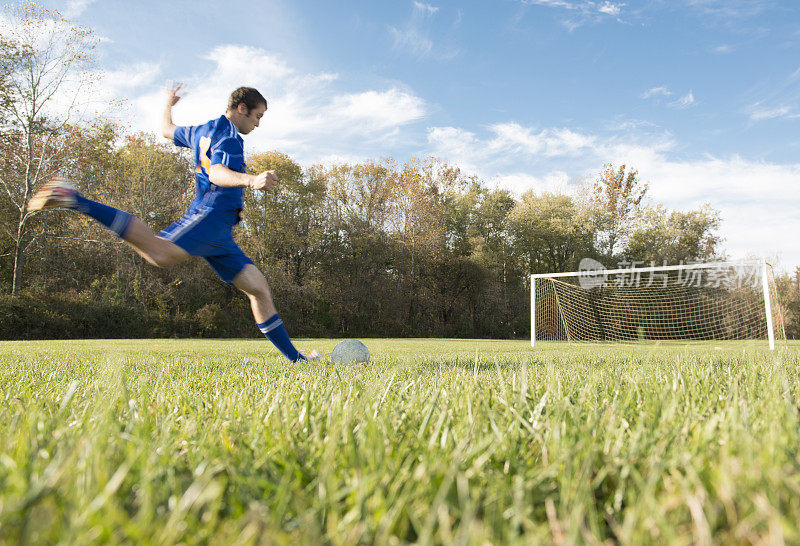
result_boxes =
[1,339,799,544]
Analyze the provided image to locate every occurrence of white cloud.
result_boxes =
[428,123,596,169]
[683,0,771,19]
[670,91,696,109]
[521,0,772,30]
[521,0,625,28]
[82,62,162,118]
[488,123,596,157]
[390,0,459,59]
[105,63,162,90]
[390,27,434,57]
[642,86,672,99]
[489,123,548,154]
[749,105,799,121]
[642,87,695,108]
[523,0,574,8]
[491,171,573,195]
[745,67,800,124]
[118,45,426,163]
[315,152,372,166]
[413,1,439,15]
[608,118,658,131]
[427,126,481,171]
[203,45,294,82]
[64,0,97,18]
[330,89,426,130]
[597,1,622,16]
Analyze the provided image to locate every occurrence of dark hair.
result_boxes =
[227,87,267,112]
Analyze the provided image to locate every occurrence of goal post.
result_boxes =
[530,259,787,349]
[761,259,776,350]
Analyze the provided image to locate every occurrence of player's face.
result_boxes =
[240,104,267,134]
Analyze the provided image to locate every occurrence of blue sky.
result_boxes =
[17,0,800,268]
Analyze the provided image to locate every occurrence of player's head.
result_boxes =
[226,87,268,135]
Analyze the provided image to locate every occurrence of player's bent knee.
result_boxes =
[153,255,177,268]
[234,266,271,298]
[240,280,270,300]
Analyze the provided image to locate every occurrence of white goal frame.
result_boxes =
[530,259,784,350]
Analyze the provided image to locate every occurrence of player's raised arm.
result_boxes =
[161,81,183,140]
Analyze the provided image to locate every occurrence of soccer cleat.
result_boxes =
[304,349,321,361]
[27,177,78,212]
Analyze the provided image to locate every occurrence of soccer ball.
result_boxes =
[331,339,370,364]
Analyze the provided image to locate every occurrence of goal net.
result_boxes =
[531,260,787,349]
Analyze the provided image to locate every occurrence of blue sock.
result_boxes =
[258,314,305,362]
[73,194,133,239]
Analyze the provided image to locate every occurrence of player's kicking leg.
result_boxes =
[27,176,189,267]
[232,264,320,362]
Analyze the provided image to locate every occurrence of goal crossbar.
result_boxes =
[530,260,757,279]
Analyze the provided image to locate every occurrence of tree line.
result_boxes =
[1,3,797,340]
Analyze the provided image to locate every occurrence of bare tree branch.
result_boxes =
[25,232,125,250]
[3,5,99,295]
[0,176,22,211]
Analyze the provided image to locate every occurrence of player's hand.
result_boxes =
[250,170,278,191]
[165,80,184,106]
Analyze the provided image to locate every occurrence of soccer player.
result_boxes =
[27,83,319,362]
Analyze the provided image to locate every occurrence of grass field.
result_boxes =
[1,339,800,544]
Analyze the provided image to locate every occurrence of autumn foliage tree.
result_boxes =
[626,204,722,264]
[509,191,594,275]
[586,163,648,261]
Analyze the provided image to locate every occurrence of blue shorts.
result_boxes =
[158,205,253,284]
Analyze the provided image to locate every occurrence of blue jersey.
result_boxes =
[173,115,246,212]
